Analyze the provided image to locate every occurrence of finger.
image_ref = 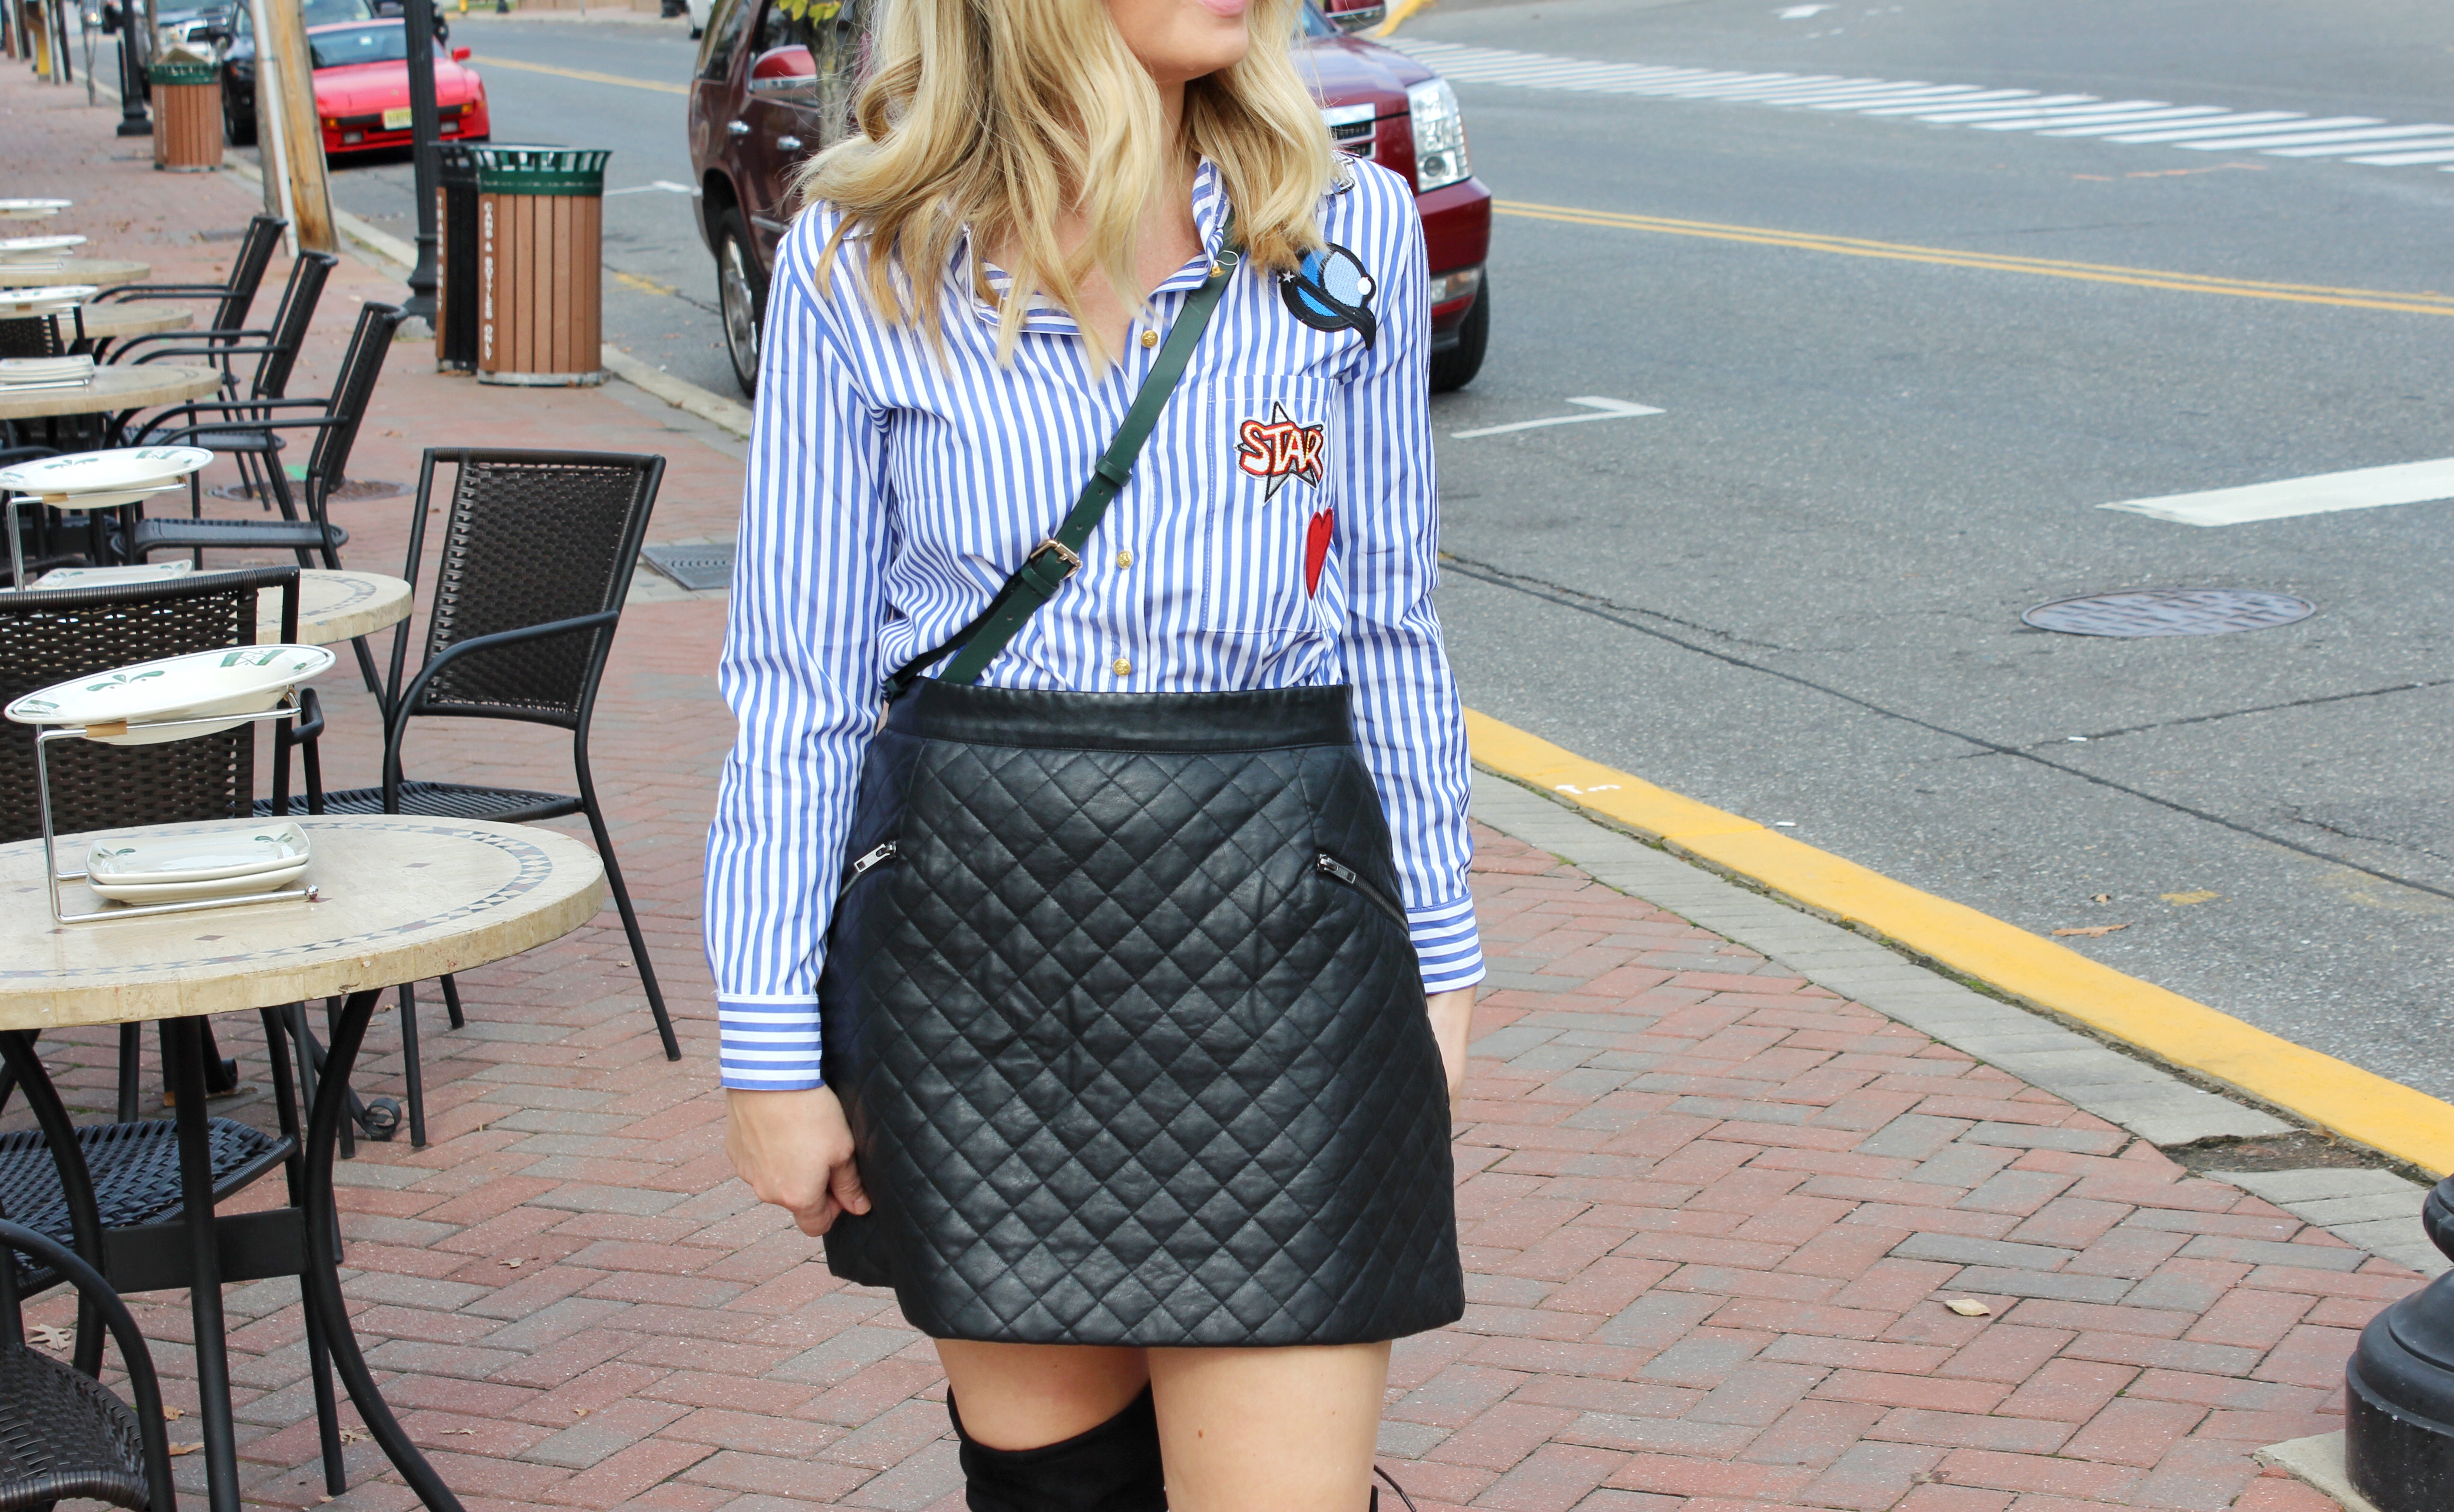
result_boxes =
[831,1158,872,1216]
[793,1194,839,1237]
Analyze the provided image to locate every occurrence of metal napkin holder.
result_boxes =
[33,701,319,925]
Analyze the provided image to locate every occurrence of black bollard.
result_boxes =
[2345,1176,2454,1510]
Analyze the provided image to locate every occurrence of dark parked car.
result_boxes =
[686,0,1492,396]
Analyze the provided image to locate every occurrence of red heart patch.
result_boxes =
[1304,509,1334,597]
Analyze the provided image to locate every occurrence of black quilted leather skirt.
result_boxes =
[816,681,1464,1346]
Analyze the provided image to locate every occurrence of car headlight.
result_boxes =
[1406,77,1470,192]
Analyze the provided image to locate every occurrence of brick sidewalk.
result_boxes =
[4,73,2413,1512]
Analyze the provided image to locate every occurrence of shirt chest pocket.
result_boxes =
[1180,376,1340,633]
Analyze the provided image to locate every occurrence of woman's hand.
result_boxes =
[724,1086,871,1236]
[1426,988,1476,1113]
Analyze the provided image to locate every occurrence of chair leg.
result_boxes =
[397,983,428,1149]
[116,1022,141,1122]
[440,974,464,1031]
[578,786,680,1062]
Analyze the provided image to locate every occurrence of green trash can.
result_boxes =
[149,59,223,173]
[474,145,611,386]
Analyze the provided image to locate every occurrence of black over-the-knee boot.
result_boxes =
[948,1384,1167,1512]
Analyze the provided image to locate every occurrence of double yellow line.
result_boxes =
[472,54,688,94]
[1497,199,2454,318]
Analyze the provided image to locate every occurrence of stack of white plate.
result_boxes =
[85,821,312,903]
[0,446,214,506]
[0,355,96,392]
[0,234,87,272]
[34,562,196,589]
[0,284,99,320]
[0,200,72,221]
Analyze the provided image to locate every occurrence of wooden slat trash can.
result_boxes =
[474,145,609,387]
[149,60,224,172]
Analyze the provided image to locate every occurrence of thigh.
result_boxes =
[1147,1341,1392,1512]
[935,1339,1151,1450]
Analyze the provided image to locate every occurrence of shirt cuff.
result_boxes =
[1408,893,1485,995]
[717,995,824,1090]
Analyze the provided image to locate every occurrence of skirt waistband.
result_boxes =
[888,681,1355,753]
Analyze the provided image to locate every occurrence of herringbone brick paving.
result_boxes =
[2,69,2409,1512]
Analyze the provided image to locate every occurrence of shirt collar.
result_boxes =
[964,159,1231,335]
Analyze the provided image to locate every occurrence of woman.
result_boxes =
[704,0,1482,1501]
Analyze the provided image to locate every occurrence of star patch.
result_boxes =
[1236,401,1327,499]
[1280,243,1378,347]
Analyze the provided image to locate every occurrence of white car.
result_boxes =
[685,0,711,37]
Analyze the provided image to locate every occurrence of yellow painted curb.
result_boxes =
[1371,0,1434,39]
[1466,708,2454,1176]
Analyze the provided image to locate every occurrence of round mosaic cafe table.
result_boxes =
[71,302,193,341]
[0,362,220,423]
[257,569,414,647]
[0,258,150,290]
[0,816,604,1512]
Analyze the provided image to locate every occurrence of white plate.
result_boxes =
[89,821,311,884]
[34,562,196,589]
[5,643,335,746]
[0,447,215,499]
[8,480,192,511]
[0,285,97,317]
[0,234,85,259]
[89,858,311,904]
[0,200,71,220]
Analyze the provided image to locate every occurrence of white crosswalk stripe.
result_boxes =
[1387,38,2454,176]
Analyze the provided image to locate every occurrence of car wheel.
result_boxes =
[224,88,256,147]
[1428,274,1488,393]
[715,207,767,399]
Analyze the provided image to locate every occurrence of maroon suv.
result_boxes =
[687,0,1492,397]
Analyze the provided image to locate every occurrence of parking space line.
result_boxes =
[2100,457,2454,525]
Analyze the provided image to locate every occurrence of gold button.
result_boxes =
[1116,548,1134,568]
[1111,657,1133,677]
[1140,329,1158,349]
[1208,264,1222,278]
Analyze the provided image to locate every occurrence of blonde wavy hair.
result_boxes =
[792,0,1332,362]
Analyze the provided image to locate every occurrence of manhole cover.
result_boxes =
[208,478,404,503]
[2022,588,2315,638]
[641,541,735,592]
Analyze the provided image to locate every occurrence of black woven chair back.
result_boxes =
[0,1217,177,1512]
[249,250,338,401]
[301,301,403,505]
[406,450,663,725]
[208,214,288,335]
[0,568,297,844]
[0,316,65,360]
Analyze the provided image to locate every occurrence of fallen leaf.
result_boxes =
[2162,890,2221,905]
[29,1323,71,1351]
[572,1407,589,1417]
[501,1257,525,1269]
[2089,893,2112,904]
[339,1428,369,1444]
[168,1442,203,1457]
[163,1406,185,1420]
[1944,1298,1993,1317]
[2051,923,2129,937]
[440,1428,476,1435]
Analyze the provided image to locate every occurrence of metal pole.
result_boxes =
[114,2,151,135]
[400,0,441,321]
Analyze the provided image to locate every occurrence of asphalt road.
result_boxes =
[303,4,2454,1105]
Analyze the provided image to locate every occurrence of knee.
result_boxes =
[950,1385,1165,1512]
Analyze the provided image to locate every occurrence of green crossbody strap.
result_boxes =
[888,221,1243,695]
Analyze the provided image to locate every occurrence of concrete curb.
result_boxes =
[598,345,752,437]
[1467,710,2454,1181]
[1465,767,2450,1277]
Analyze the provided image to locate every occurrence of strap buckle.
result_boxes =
[1028,538,1084,578]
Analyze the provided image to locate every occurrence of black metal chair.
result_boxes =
[288,448,681,1146]
[0,308,84,360]
[0,1218,177,1512]
[124,301,404,698]
[113,250,339,522]
[91,213,286,343]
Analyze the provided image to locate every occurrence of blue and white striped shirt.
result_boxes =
[704,157,1484,1090]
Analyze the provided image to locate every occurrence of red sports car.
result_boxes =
[304,19,489,156]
